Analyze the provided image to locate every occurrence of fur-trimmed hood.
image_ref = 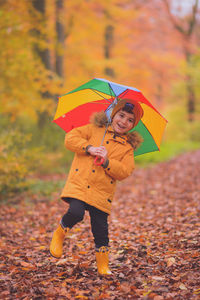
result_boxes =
[90,111,143,151]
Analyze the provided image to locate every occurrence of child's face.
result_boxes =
[112,109,135,134]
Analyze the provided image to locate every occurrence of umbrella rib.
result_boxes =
[108,83,116,99]
[90,89,112,103]
[86,102,110,105]
[118,88,129,98]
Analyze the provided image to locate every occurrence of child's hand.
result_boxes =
[87,146,99,156]
[97,146,108,161]
[88,146,108,160]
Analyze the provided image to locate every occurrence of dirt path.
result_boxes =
[0,150,200,299]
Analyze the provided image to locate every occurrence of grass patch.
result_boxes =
[28,178,66,197]
[135,140,199,167]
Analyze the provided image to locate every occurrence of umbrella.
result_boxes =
[53,78,167,156]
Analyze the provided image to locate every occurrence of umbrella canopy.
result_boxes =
[53,78,167,156]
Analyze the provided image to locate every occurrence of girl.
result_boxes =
[50,98,143,275]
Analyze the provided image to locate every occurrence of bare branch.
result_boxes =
[162,0,186,35]
[187,0,199,36]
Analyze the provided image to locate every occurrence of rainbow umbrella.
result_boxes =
[53,78,167,156]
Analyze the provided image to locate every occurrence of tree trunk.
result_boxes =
[55,0,65,79]
[104,24,115,78]
[186,77,195,122]
[32,0,52,72]
[32,0,52,128]
[163,0,199,122]
[155,82,163,105]
[185,50,195,122]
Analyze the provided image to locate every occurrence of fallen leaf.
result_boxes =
[167,257,176,267]
[179,283,187,290]
[152,276,165,281]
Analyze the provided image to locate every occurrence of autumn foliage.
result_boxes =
[0,1,200,297]
[0,0,200,196]
[0,0,200,121]
[0,150,200,299]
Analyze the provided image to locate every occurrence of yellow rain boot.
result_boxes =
[95,246,112,275]
[50,224,69,258]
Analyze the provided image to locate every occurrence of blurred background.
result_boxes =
[0,0,199,199]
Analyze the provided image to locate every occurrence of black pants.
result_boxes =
[61,198,109,248]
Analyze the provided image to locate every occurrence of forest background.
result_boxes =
[0,0,200,200]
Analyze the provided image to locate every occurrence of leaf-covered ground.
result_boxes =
[0,150,200,299]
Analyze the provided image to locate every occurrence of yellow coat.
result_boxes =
[61,112,142,214]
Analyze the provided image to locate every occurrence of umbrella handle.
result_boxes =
[94,156,104,166]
